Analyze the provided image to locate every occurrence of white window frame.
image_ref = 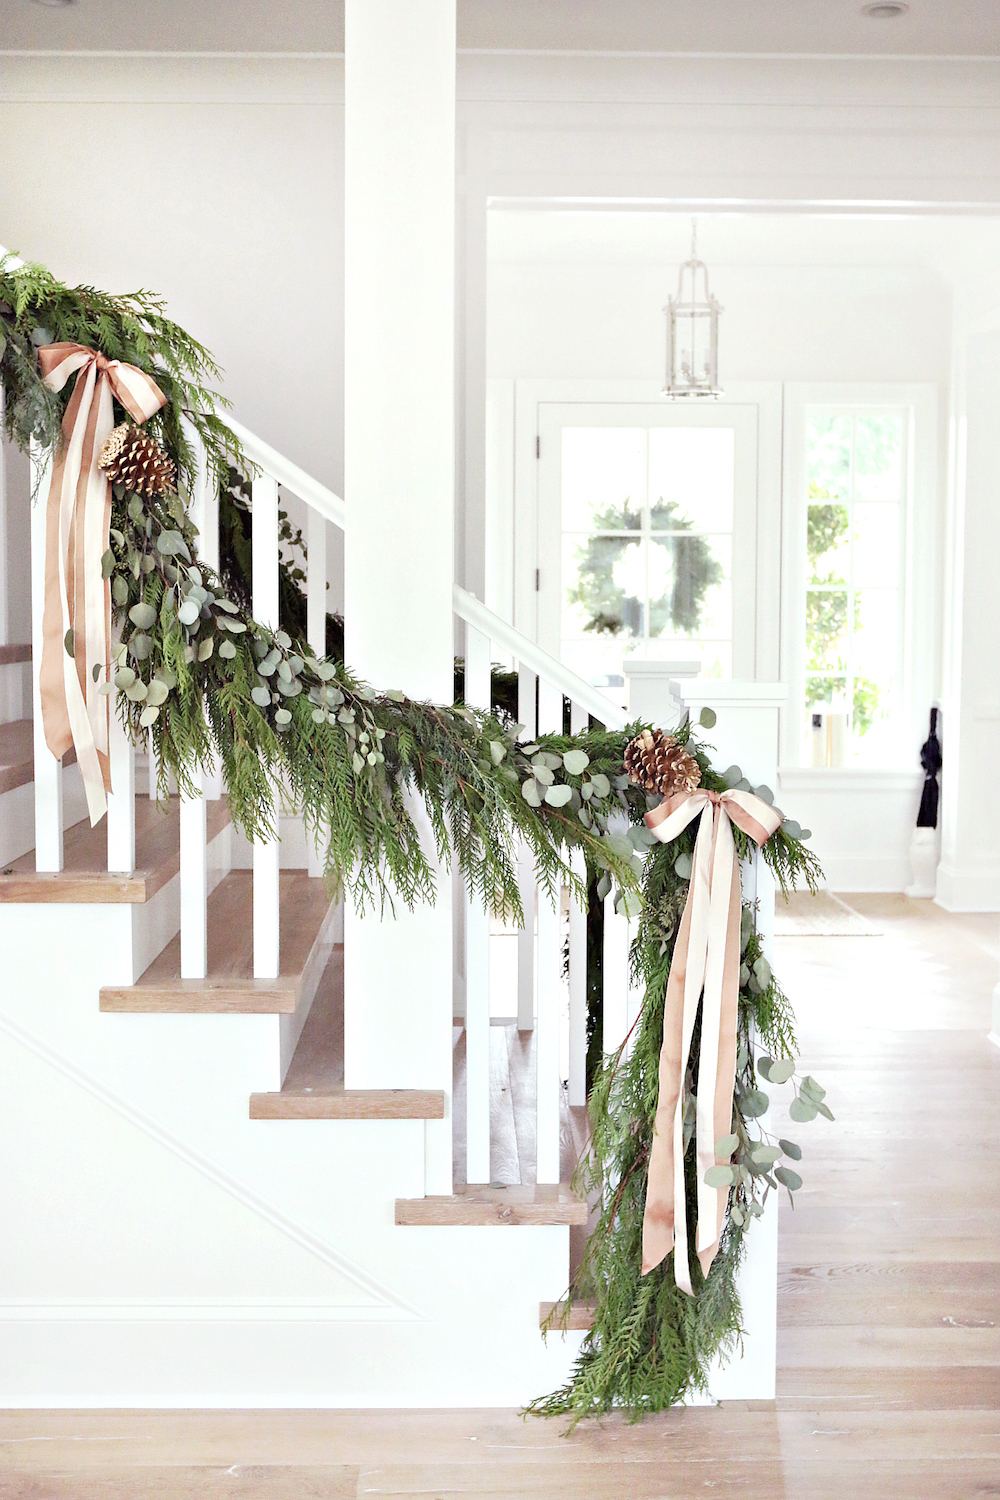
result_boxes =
[780,382,939,772]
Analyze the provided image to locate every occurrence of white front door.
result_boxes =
[533,396,769,689]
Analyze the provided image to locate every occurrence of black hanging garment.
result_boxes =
[916,707,942,828]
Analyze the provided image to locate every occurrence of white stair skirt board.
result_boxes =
[0,896,585,1405]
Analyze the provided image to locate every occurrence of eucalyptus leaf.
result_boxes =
[754,783,775,805]
[698,706,717,728]
[704,1164,735,1189]
[715,1132,739,1157]
[114,667,136,690]
[774,1166,803,1192]
[145,679,169,706]
[789,1096,818,1123]
[674,852,693,880]
[138,704,159,727]
[816,1101,835,1121]
[521,778,542,808]
[545,784,573,808]
[590,772,611,798]
[176,599,200,627]
[219,640,237,659]
[596,872,612,901]
[740,1089,770,1118]
[275,708,292,726]
[532,765,555,787]
[489,739,506,765]
[197,636,214,662]
[729,1204,745,1226]
[352,751,365,774]
[129,632,151,661]
[751,1144,782,1166]
[562,748,590,775]
[778,1138,802,1161]
[111,575,130,606]
[722,764,743,788]
[765,1058,796,1084]
[799,1075,826,1103]
[63,628,74,659]
[251,686,271,709]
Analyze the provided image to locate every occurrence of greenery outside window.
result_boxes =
[803,407,908,766]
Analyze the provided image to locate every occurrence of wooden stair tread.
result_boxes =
[101,868,335,1013]
[249,947,443,1119]
[0,795,228,904]
[395,1184,588,1226]
[540,1300,596,1330]
[0,720,32,795]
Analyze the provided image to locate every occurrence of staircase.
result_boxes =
[0,414,636,1407]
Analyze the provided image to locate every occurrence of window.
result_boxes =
[559,425,735,681]
[801,406,908,766]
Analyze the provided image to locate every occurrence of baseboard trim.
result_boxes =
[812,855,911,893]
[934,864,1000,912]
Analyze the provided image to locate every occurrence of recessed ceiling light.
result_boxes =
[861,2,910,15]
[31,0,76,7]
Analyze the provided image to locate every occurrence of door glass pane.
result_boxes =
[558,423,737,683]
[807,502,850,584]
[561,429,645,533]
[648,427,734,531]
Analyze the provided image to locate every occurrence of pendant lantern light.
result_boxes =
[662,219,723,399]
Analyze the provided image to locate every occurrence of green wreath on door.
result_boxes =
[567,498,723,639]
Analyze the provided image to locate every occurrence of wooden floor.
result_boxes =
[1,894,998,1497]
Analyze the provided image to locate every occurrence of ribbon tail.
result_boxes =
[697,832,744,1279]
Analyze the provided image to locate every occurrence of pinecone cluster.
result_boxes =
[98,423,176,498]
[623,728,702,796]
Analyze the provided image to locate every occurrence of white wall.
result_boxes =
[487,259,952,387]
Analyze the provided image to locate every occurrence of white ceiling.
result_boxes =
[488,210,1000,280]
[0,0,997,57]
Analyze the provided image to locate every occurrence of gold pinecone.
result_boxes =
[98,423,176,498]
[623,728,701,796]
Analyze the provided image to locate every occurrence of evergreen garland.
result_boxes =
[0,251,831,1423]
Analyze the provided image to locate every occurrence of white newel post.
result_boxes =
[663,674,787,1401]
[343,0,457,1195]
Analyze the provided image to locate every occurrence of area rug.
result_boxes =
[775,890,883,936]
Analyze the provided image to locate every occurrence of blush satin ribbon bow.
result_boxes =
[640,785,783,1294]
[37,343,167,824]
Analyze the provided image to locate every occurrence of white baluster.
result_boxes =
[252,474,281,979]
[568,698,591,1102]
[515,662,535,1030]
[305,506,328,878]
[306,507,327,659]
[106,710,135,872]
[568,846,588,1106]
[463,620,492,1183]
[535,882,562,1185]
[179,770,208,978]
[603,778,643,1061]
[603,895,631,1057]
[29,445,63,871]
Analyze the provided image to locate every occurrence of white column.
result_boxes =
[29,446,62,871]
[343,0,456,1195]
[252,474,280,979]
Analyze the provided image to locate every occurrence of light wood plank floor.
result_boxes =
[1,895,997,1498]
